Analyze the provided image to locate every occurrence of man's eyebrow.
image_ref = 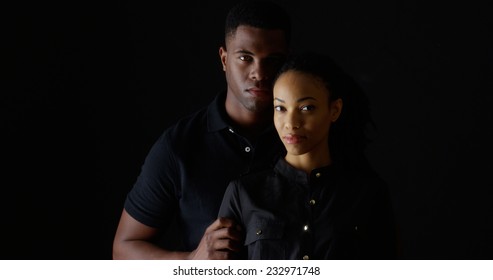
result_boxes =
[234,49,254,55]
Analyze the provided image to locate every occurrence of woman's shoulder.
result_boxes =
[341,157,389,194]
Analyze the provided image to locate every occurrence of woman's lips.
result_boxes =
[283,134,306,144]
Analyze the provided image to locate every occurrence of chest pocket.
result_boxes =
[244,217,285,259]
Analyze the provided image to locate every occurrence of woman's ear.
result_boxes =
[330,98,343,122]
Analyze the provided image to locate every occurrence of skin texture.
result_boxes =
[273,70,342,174]
[112,25,289,260]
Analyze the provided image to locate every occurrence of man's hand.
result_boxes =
[187,217,244,260]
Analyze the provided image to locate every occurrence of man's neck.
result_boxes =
[225,103,272,143]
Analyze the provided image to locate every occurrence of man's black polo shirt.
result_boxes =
[124,91,283,251]
[219,158,398,260]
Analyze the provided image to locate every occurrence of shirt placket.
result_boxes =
[300,171,325,260]
[227,127,255,175]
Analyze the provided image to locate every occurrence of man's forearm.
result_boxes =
[113,240,191,260]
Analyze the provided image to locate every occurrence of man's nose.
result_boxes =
[249,61,271,81]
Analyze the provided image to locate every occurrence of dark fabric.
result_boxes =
[219,157,398,260]
[124,91,284,250]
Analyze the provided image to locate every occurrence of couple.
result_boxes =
[113,0,397,260]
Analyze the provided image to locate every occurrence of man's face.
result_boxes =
[220,25,288,114]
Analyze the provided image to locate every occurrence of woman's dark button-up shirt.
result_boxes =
[219,158,397,260]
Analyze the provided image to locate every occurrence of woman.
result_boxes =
[218,52,398,260]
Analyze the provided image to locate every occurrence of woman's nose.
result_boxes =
[284,112,301,129]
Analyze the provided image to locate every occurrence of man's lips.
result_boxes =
[283,134,306,144]
[247,88,271,97]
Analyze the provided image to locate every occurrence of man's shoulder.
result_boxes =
[161,103,211,138]
[162,92,226,137]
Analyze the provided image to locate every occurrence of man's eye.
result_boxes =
[239,56,253,62]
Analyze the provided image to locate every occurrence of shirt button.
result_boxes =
[256,229,262,235]
[315,172,321,178]
[245,147,251,152]
[303,225,309,231]
[309,199,316,206]
[303,255,309,260]
[228,128,234,133]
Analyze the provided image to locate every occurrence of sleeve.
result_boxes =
[124,131,179,229]
[218,180,249,260]
[218,180,243,225]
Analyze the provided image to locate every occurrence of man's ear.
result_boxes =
[330,98,343,122]
[219,47,227,71]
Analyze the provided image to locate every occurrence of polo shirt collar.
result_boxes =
[207,91,231,132]
[206,91,278,137]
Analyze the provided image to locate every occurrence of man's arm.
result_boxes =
[112,209,243,260]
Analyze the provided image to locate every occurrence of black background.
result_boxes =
[6,0,492,259]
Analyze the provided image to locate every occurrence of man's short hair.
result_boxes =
[224,0,291,45]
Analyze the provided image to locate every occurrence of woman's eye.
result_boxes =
[274,106,284,112]
[301,105,315,111]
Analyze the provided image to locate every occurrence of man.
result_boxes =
[113,1,292,259]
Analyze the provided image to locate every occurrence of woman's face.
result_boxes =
[273,70,341,158]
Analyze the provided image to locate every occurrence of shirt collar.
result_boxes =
[206,91,279,137]
[207,91,231,132]
[274,157,340,186]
